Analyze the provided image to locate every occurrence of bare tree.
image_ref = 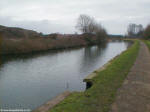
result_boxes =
[76,14,107,43]
[76,14,95,33]
[127,23,144,37]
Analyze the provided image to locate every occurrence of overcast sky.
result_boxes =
[0,0,150,34]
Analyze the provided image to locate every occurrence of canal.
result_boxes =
[0,41,131,110]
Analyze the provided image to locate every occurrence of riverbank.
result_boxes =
[1,36,108,55]
[47,40,139,112]
[33,91,70,112]
[0,25,108,55]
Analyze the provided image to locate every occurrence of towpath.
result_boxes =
[110,41,150,112]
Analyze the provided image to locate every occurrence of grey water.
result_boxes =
[0,41,131,110]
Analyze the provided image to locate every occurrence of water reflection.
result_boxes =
[79,43,107,75]
[0,41,131,110]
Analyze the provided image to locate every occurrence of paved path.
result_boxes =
[110,42,150,112]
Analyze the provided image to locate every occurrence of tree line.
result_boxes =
[127,23,150,39]
[76,14,107,43]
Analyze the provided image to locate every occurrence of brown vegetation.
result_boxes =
[1,33,106,54]
[0,15,108,55]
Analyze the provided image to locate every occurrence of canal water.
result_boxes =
[0,41,131,110]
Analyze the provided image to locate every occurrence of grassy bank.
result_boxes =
[49,40,140,112]
[144,40,150,50]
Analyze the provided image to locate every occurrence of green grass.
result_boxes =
[49,40,140,112]
[144,40,150,50]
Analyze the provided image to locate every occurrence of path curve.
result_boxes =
[110,42,150,112]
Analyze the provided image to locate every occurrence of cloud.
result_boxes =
[0,0,150,34]
[0,16,75,34]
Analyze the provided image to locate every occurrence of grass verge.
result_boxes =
[144,40,150,50]
[49,40,140,112]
